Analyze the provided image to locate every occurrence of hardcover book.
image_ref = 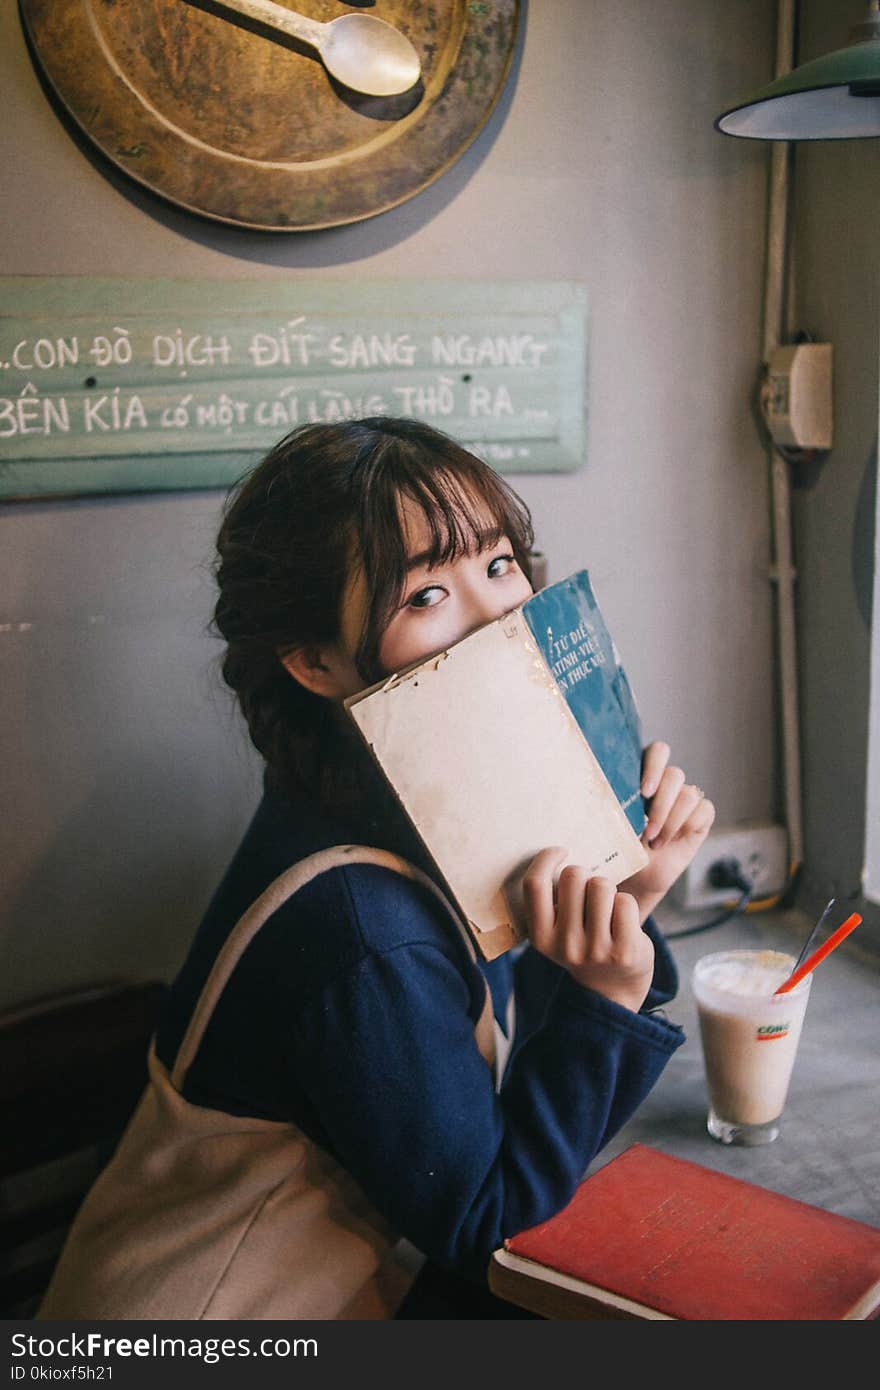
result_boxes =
[489,1143,880,1320]
[345,570,649,960]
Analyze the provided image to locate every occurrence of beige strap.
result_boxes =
[172,844,495,1088]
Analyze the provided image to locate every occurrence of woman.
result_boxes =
[40,416,714,1320]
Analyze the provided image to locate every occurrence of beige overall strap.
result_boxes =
[171,844,496,1089]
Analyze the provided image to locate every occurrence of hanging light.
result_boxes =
[716,1,880,139]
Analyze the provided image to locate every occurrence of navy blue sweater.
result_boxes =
[155,775,684,1283]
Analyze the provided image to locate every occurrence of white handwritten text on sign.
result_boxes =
[0,280,588,498]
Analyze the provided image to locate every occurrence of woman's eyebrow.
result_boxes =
[404,549,437,573]
[404,528,506,573]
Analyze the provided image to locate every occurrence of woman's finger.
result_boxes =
[608,890,643,962]
[522,847,568,952]
[650,782,705,847]
[690,796,716,837]
[640,741,670,798]
[644,764,686,842]
[582,875,616,958]
[556,863,592,964]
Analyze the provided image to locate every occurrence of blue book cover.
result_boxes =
[522,571,646,837]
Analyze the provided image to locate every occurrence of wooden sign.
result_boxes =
[0,279,588,499]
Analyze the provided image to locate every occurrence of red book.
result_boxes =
[489,1143,880,1320]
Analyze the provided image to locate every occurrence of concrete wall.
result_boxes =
[789,0,880,932]
[0,1,778,1010]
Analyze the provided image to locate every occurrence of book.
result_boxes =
[489,1143,880,1320]
[345,570,649,960]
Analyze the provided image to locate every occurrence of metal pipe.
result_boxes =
[763,0,804,878]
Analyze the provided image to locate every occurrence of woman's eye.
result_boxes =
[487,553,516,578]
[408,585,446,609]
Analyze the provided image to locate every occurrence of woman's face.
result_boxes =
[335,494,533,697]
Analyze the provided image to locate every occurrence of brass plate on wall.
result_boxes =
[19,0,520,231]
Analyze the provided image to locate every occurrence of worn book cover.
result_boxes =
[489,1143,880,1320]
[345,570,649,960]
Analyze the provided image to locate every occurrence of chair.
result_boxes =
[0,979,166,1318]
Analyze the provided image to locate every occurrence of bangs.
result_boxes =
[352,433,534,681]
[397,467,511,567]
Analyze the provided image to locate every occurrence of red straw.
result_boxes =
[774,912,862,994]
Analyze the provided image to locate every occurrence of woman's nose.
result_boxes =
[460,586,513,634]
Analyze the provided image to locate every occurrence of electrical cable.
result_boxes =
[664,887,752,939]
[664,857,754,940]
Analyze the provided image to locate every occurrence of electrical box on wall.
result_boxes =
[764,343,833,451]
[670,821,789,911]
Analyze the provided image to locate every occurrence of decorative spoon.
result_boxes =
[206,0,422,97]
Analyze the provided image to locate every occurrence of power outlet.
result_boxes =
[670,821,789,910]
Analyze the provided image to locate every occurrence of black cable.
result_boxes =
[664,887,752,939]
[664,857,754,940]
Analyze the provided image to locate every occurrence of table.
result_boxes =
[594,904,880,1228]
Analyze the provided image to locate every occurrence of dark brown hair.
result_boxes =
[214,416,535,809]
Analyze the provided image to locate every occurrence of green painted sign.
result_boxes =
[0,278,588,499]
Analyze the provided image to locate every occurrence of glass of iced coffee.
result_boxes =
[692,949,812,1146]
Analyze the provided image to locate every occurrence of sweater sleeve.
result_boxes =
[287,868,684,1279]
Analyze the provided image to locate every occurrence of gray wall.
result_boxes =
[1,2,779,1010]
[789,1,880,929]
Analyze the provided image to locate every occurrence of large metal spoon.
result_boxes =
[209,0,422,96]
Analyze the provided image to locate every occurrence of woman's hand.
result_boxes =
[522,848,655,1013]
[619,740,716,922]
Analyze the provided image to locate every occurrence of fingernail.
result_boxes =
[644,821,658,843]
[642,779,656,797]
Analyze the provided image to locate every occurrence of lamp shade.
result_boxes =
[716,36,880,139]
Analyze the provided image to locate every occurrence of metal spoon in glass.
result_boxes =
[775,900,863,995]
[208,0,422,97]
[792,896,836,975]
